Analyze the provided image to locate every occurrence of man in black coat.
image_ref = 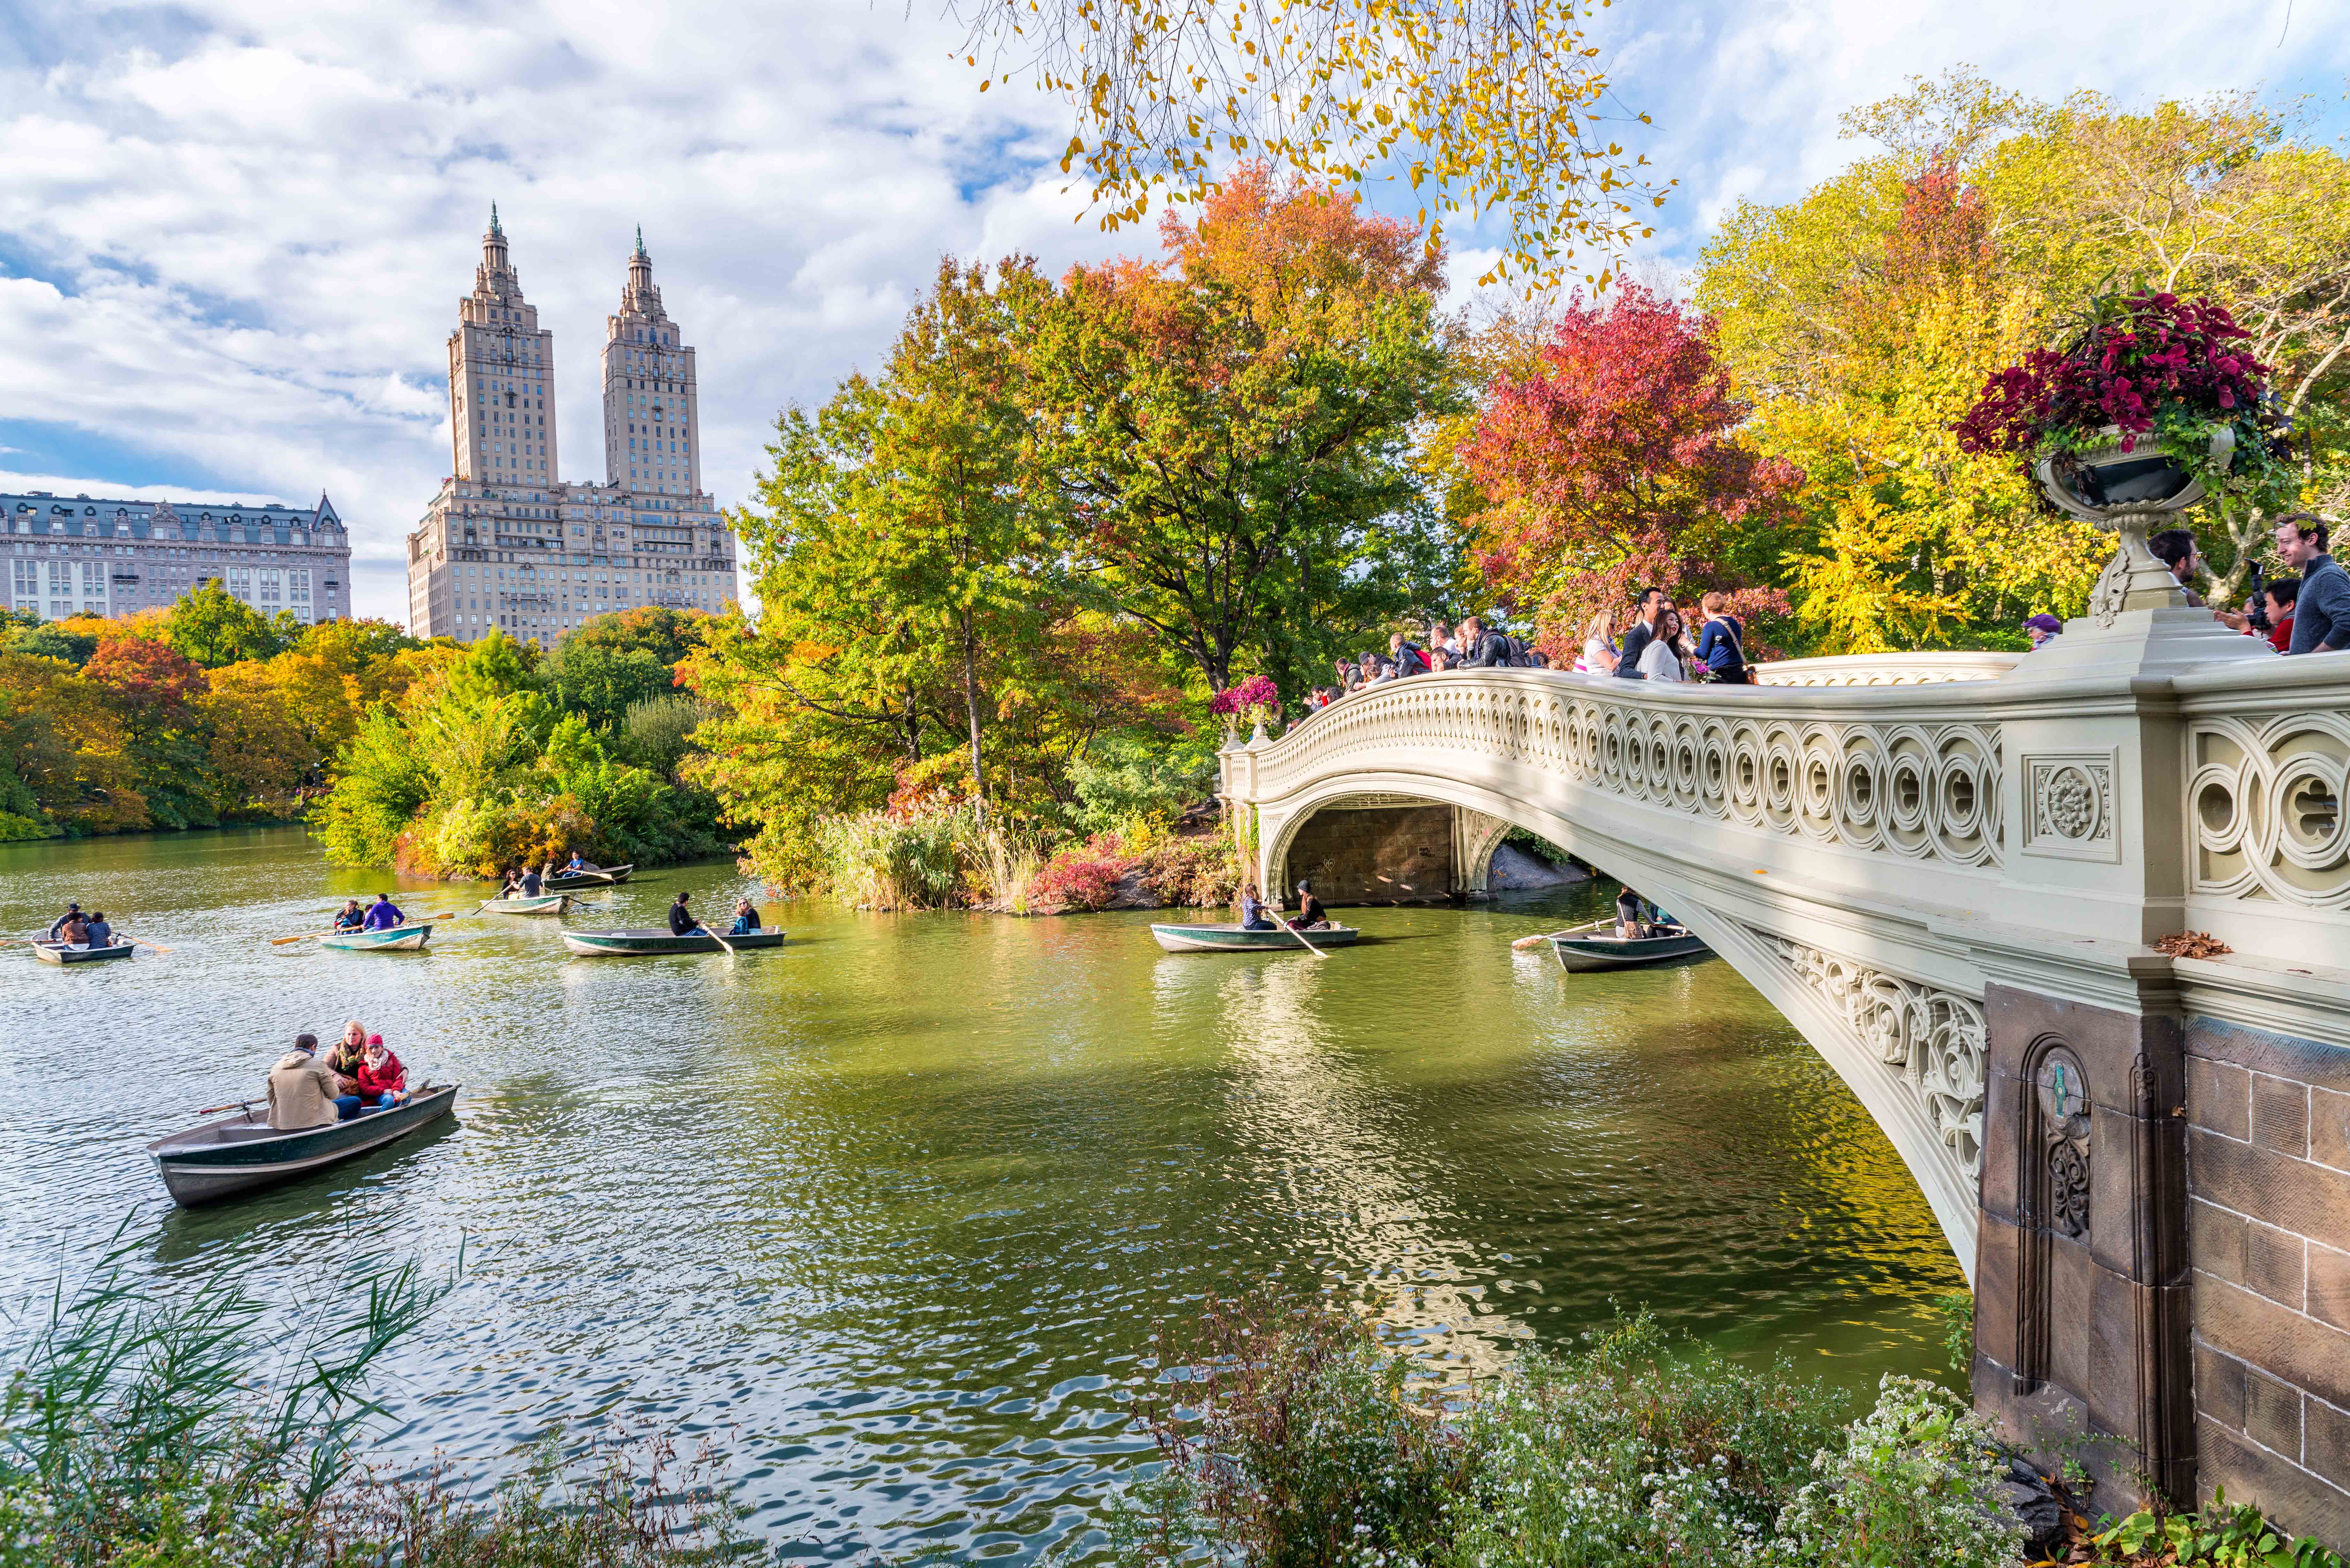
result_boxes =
[1614,588,1669,679]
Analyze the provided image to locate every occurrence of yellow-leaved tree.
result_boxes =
[950,0,1669,290]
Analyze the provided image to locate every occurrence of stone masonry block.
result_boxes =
[2311,1245,2350,1336]
[2246,1222,2308,1312]
[2190,1128,2350,1256]
[1979,1065,2027,1222]
[2196,1337,2248,1431]
[2248,1366,2305,1460]
[2194,1272,2350,1411]
[2189,1054,2253,1142]
[1975,1211,2023,1368]
[2311,1397,2350,1494]
[2051,1236,2097,1397]
[2255,1074,2313,1159]
[2199,1415,2350,1551]
[2186,1018,2350,1095]
[2317,1087,2350,1175]
[2193,1198,2248,1289]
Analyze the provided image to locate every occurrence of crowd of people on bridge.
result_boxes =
[2024,513,2346,658]
[1298,593,1751,720]
[1295,512,2344,725]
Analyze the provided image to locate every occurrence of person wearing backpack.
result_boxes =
[1696,592,1751,685]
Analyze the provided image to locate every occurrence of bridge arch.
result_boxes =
[1251,767,1989,1272]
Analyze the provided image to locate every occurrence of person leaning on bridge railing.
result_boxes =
[1613,587,1669,678]
[2275,513,2348,655]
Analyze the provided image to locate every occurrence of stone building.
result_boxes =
[4,490,350,624]
[405,212,739,645]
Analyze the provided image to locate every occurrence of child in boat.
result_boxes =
[728,898,761,935]
[355,1036,407,1112]
[333,900,365,931]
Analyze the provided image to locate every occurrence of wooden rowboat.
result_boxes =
[1150,923,1361,953]
[545,864,632,891]
[33,940,135,965]
[478,893,570,915]
[1549,919,1710,972]
[317,923,433,952]
[561,926,785,957]
[147,1084,459,1206]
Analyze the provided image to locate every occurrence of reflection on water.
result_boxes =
[0,826,1962,1560]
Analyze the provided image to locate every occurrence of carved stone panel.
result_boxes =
[2024,750,2120,863]
[2036,1045,2093,1238]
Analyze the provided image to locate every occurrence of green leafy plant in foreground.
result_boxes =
[2092,1487,2346,1567]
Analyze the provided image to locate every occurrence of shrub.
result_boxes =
[815,803,981,909]
[1070,734,1213,840]
[1033,834,1129,912]
[1772,1374,2024,1568]
[1133,833,1241,908]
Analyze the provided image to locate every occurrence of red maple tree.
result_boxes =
[1463,284,1802,654]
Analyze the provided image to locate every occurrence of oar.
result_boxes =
[194,1098,257,1117]
[1280,917,1330,960]
[126,937,173,955]
[697,923,737,957]
[1512,931,1568,951]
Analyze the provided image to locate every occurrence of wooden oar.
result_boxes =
[1512,931,1567,951]
[195,1098,257,1117]
[1281,918,1330,960]
[697,923,737,957]
[127,936,173,955]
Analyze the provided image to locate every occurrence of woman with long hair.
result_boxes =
[1637,609,1689,682]
[1575,607,1619,675]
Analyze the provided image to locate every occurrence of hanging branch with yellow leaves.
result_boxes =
[946,0,1671,290]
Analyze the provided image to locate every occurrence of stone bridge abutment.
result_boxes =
[1219,607,2350,1543]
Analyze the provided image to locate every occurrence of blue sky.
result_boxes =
[1,0,2343,621]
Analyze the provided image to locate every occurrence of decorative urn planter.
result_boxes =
[2033,426,2234,627]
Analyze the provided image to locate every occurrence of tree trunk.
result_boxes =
[961,608,986,826]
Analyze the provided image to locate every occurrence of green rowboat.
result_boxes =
[479,893,570,915]
[316,923,433,952]
[545,864,632,891]
[561,926,785,956]
[33,940,135,965]
[148,1084,459,1206]
[1149,923,1360,953]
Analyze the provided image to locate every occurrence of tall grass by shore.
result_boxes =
[0,1244,733,1568]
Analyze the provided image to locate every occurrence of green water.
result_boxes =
[0,826,1964,1559]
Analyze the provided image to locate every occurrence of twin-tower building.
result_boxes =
[405,210,739,644]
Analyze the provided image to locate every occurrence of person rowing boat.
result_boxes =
[361,893,407,931]
[47,901,85,939]
[1288,880,1332,932]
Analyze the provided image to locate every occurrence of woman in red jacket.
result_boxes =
[355,1036,407,1112]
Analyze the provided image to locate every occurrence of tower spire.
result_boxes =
[633,223,645,257]
[490,202,503,237]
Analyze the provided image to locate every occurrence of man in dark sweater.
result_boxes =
[2278,515,2348,655]
[1614,588,1668,679]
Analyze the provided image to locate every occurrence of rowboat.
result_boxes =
[1549,919,1711,972]
[33,940,135,965]
[545,864,632,891]
[317,923,433,952]
[1149,923,1361,953]
[147,1084,460,1206]
[478,893,570,915]
[561,926,785,956]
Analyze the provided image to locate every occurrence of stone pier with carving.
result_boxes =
[1218,602,2350,1544]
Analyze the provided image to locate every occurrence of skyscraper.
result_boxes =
[447,206,559,486]
[407,213,739,645]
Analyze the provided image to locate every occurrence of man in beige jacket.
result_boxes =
[267,1033,346,1129]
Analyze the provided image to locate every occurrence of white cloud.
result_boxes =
[2,0,2344,621]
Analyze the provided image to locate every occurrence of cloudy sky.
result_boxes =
[1,0,2343,621]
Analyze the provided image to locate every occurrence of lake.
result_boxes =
[0,825,1964,1560]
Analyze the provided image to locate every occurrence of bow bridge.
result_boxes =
[1217,601,2350,1542]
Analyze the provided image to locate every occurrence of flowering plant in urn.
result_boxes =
[1209,676,1282,739]
[1953,289,2294,620]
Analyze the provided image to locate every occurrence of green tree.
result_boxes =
[8,621,102,666]
[1029,166,1462,699]
[545,607,708,732]
[162,579,284,668]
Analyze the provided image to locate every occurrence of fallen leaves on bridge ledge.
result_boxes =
[2153,931,2233,959]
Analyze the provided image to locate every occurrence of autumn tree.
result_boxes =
[163,579,284,668]
[1030,167,1461,699]
[1460,283,1801,651]
[951,0,1668,292]
[82,634,216,827]
[0,651,146,834]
